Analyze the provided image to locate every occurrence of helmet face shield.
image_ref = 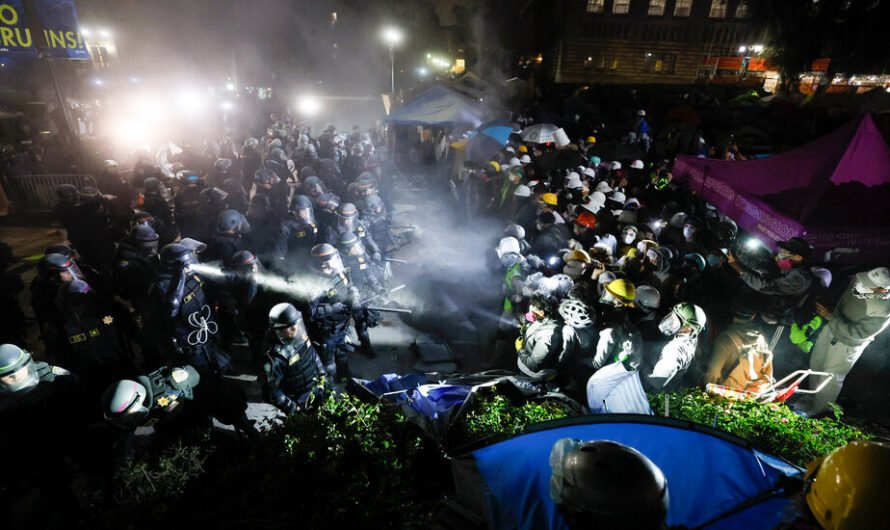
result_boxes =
[104,380,151,429]
[275,319,308,342]
[0,360,39,394]
[344,239,366,257]
[337,215,356,233]
[658,313,682,336]
[296,207,316,226]
[317,252,345,277]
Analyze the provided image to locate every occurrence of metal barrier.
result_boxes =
[1,174,96,214]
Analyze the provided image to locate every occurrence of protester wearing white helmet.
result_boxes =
[565,172,584,190]
[610,161,622,171]
[509,157,522,168]
[582,191,607,214]
[520,154,532,164]
[797,267,890,416]
[630,160,644,170]
[514,185,532,197]
[594,181,613,194]
[582,167,596,179]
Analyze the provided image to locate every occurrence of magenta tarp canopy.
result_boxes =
[673,114,890,264]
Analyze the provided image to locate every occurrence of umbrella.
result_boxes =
[466,120,519,164]
[521,123,563,144]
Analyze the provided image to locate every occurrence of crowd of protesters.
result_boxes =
[1,94,889,529]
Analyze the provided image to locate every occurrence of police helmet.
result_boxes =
[102,379,152,429]
[217,209,243,232]
[301,176,325,197]
[268,303,303,329]
[310,243,344,276]
[550,439,668,530]
[214,158,233,171]
[254,168,279,185]
[160,243,199,270]
[0,344,40,393]
[143,177,163,195]
[55,183,79,204]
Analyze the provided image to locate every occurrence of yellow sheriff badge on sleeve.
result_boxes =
[103,315,114,325]
[156,394,179,408]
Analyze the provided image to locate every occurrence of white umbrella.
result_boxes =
[521,123,566,145]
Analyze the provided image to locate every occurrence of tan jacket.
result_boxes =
[705,323,774,393]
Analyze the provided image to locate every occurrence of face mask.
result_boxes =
[622,233,636,245]
[683,227,695,240]
[659,313,681,336]
[599,290,617,306]
[776,258,794,270]
[500,253,520,268]
[563,262,584,280]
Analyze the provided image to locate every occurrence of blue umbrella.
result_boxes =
[466,120,520,164]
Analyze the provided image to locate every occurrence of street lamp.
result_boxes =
[381,26,404,93]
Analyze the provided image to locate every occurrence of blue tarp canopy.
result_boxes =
[385,85,485,128]
[461,416,803,530]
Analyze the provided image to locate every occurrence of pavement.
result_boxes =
[0,177,502,430]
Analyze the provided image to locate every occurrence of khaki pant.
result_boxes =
[796,325,868,415]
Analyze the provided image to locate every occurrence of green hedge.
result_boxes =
[647,389,870,467]
[105,388,872,527]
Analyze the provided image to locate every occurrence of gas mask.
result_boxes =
[563,261,585,280]
[622,230,637,245]
[658,313,682,336]
[499,253,521,268]
[775,258,794,270]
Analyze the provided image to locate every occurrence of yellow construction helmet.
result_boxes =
[605,278,635,303]
[564,249,592,264]
[804,441,890,530]
[518,145,529,153]
[488,161,501,172]
[586,136,597,144]
[541,193,558,206]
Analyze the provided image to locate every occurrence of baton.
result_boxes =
[366,306,412,314]
[385,258,407,264]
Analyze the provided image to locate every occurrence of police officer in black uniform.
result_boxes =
[281,194,318,273]
[102,363,255,444]
[261,303,326,414]
[203,209,248,267]
[324,202,382,262]
[144,242,230,374]
[45,279,136,396]
[307,244,362,381]
[173,171,204,239]
[113,224,159,314]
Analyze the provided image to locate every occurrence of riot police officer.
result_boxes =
[144,242,230,374]
[307,243,362,381]
[203,209,247,267]
[102,364,255,441]
[174,171,204,239]
[281,194,318,273]
[325,202,382,262]
[113,224,160,314]
[262,303,327,414]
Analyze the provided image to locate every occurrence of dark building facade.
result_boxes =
[548,0,766,84]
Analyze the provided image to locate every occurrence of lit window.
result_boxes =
[735,0,750,18]
[709,0,728,18]
[674,0,693,17]
[648,0,666,16]
[586,0,605,13]
[613,0,631,15]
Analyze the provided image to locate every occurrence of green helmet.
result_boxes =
[659,303,707,337]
